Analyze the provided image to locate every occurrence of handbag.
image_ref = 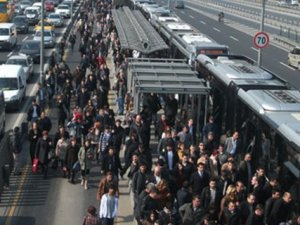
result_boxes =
[32,158,39,173]
[72,161,81,172]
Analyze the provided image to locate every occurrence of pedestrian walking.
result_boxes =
[9,127,22,175]
[35,131,52,179]
[99,184,119,225]
[78,140,94,190]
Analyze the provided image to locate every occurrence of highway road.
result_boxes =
[160,0,300,87]
[2,12,73,132]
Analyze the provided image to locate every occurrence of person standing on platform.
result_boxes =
[99,184,119,225]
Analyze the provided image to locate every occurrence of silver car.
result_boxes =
[33,29,56,48]
[47,13,64,27]
[6,55,34,81]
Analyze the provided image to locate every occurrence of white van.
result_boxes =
[0,65,26,110]
[0,23,17,51]
[288,46,300,69]
[24,6,41,25]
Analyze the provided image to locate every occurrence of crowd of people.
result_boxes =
[6,0,300,224]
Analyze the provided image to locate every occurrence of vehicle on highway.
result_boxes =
[14,4,24,15]
[35,20,55,31]
[175,0,184,8]
[0,90,5,136]
[12,15,29,34]
[0,0,14,22]
[0,65,26,110]
[288,46,300,69]
[47,12,64,27]
[24,6,41,25]
[19,0,32,11]
[0,23,17,51]
[45,1,55,11]
[6,54,34,81]
[33,28,56,48]
[55,4,71,18]
[19,40,40,63]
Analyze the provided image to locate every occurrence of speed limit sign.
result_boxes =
[254,31,270,48]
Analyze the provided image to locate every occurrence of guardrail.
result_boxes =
[0,1,82,196]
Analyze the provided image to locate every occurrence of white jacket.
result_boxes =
[99,194,118,218]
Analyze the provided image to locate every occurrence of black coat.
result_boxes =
[27,104,41,121]
[38,117,52,132]
[239,201,254,224]
[64,143,80,169]
[269,198,294,225]
[245,213,264,225]
[28,128,42,153]
[176,187,193,207]
[77,91,90,109]
[35,137,52,164]
[160,150,179,172]
[101,153,122,176]
[221,208,241,225]
[141,195,160,220]
[189,171,210,195]
[132,170,149,196]
[200,187,222,211]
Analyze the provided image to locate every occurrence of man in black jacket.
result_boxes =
[264,189,281,225]
[239,193,256,225]
[176,181,193,208]
[132,163,149,205]
[201,178,222,220]
[190,162,210,196]
[140,186,160,221]
[269,192,295,225]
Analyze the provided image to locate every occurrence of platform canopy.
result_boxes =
[112,7,169,54]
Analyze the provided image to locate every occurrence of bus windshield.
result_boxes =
[0,78,18,90]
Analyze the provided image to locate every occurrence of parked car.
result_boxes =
[19,40,40,63]
[6,55,34,81]
[47,13,64,27]
[55,4,71,18]
[33,29,56,48]
[12,16,29,34]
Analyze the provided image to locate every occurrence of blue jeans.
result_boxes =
[101,218,114,225]
[117,96,124,115]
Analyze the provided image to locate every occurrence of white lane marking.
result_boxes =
[213,27,221,32]
[189,15,194,19]
[7,51,13,57]
[22,36,28,42]
[200,21,206,25]
[251,47,258,52]
[230,36,239,41]
[280,62,296,71]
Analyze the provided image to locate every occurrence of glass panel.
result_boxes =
[0,78,18,90]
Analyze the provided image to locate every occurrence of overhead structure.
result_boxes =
[112,7,168,54]
[128,58,210,133]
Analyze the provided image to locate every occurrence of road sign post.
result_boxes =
[254,31,269,67]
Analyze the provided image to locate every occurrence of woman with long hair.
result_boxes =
[78,139,94,190]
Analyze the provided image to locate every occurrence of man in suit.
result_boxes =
[200,178,222,220]
[238,153,253,190]
[239,193,256,225]
[189,162,210,196]
[160,142,179,173]
[264,189,281,225]
[179,195,207,225]
[224,131,241,157]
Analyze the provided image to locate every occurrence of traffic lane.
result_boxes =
[209,0,300,23]
[185,0,300,41]
[175,8,300,87]
[4,18,71,132]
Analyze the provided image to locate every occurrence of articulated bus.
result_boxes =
[196,54,300,191]
[151,16,229,65]
[0,0,14,22]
